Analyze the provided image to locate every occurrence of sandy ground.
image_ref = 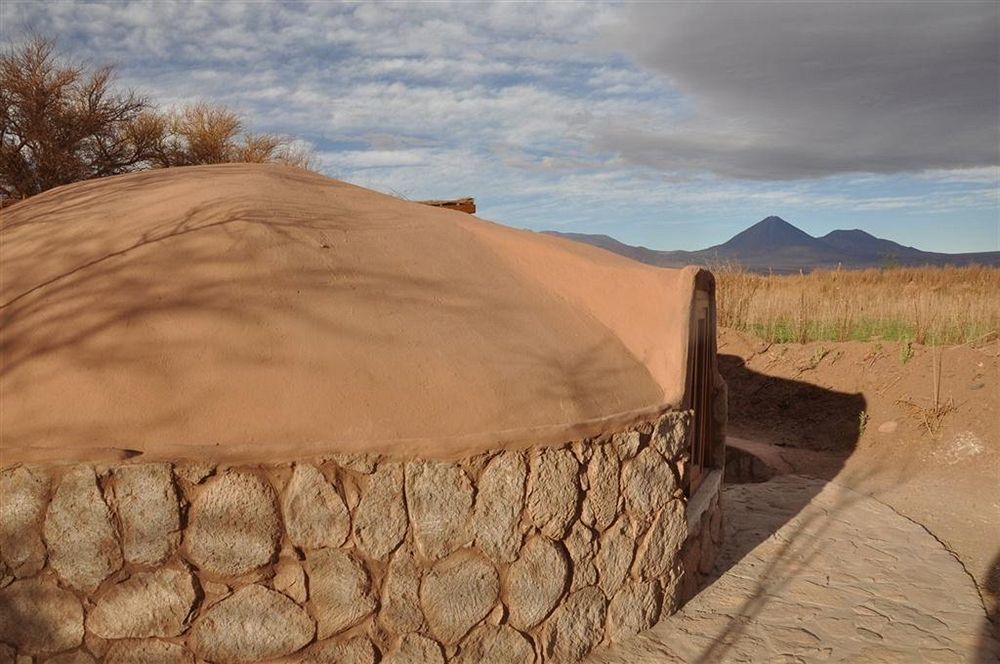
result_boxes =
[718,328,1000,620]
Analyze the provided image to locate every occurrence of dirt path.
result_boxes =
[591,475,998,663]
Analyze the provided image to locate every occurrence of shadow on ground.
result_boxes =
[711,353,864,577]
[979,552,1000,663]
[686,356,866,662]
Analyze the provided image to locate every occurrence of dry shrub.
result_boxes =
[897,397,957,437]
[714,263,1000,345]
[154,102,314,170]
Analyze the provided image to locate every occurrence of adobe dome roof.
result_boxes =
[1,164,698,464]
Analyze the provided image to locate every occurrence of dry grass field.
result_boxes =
[714,263,1000,346]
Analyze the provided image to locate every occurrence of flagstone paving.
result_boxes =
[591,475,999,663]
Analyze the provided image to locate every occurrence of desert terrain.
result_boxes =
[592,324,1000,662]
[719,328,999,615]
[706,261,999,624]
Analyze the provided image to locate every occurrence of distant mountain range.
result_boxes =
[544,216,1000,273]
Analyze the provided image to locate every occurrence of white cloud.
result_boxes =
[1,1,995,251]
[335,149,428,169]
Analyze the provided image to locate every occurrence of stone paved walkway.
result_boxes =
[591,475,999,663]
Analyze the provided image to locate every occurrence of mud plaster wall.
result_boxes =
[0,410,723,664]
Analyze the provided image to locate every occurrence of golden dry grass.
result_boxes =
[714,263,1000,345]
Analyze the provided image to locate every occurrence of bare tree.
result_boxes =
[0,37,161,201]
[1,38,315,203]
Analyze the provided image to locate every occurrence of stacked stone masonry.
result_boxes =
[0,410,723,664]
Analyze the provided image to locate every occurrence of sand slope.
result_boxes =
[1,165,697,463]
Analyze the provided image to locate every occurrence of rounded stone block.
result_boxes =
[565,521,599,591]
[383,634,444,664]
[103,639,194,664]
[0,577,84,654]
[43,465,122,592]
[273,559,308,603]
[86,566,196,638]
[650,411,692,461]
[504,536,568,631]
[41,651,96,664]
[332,453,379,475]
[606,579,662,641]
[405,461,474,561]
[475,451,527,563]
[353,462,407,560]
[185,471,281,577]
[454,624,535,664]
[622,447,678,524]
[0,465,49,577]
[300,636,378,664]
[586,443,621,531]
[420,549,500,645]
[596,517,636,598]
[188,584,314,662]
[110,463,181,566]
[379,547,425,634]
[174,462,215,485]
[307,548,376,639]
[542,586,607,662]
[634,500,687,580]
[526,449,579,539]
[611,430,642,460]
[282,463,350,550]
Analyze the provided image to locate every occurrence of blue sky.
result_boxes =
[2,1,998,253]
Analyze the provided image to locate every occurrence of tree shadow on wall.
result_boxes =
[0,165,655,456]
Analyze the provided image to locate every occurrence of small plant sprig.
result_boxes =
[900,339,914,364]
[897,345,956,437]
[858,410,869,436]
[795,346,829,375]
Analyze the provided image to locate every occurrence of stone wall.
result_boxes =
[678,470,724,603]
[0,409,722,664]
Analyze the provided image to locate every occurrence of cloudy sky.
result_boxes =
[3,1,998,252]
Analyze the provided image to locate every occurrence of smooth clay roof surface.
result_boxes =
[1,164,699,464]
